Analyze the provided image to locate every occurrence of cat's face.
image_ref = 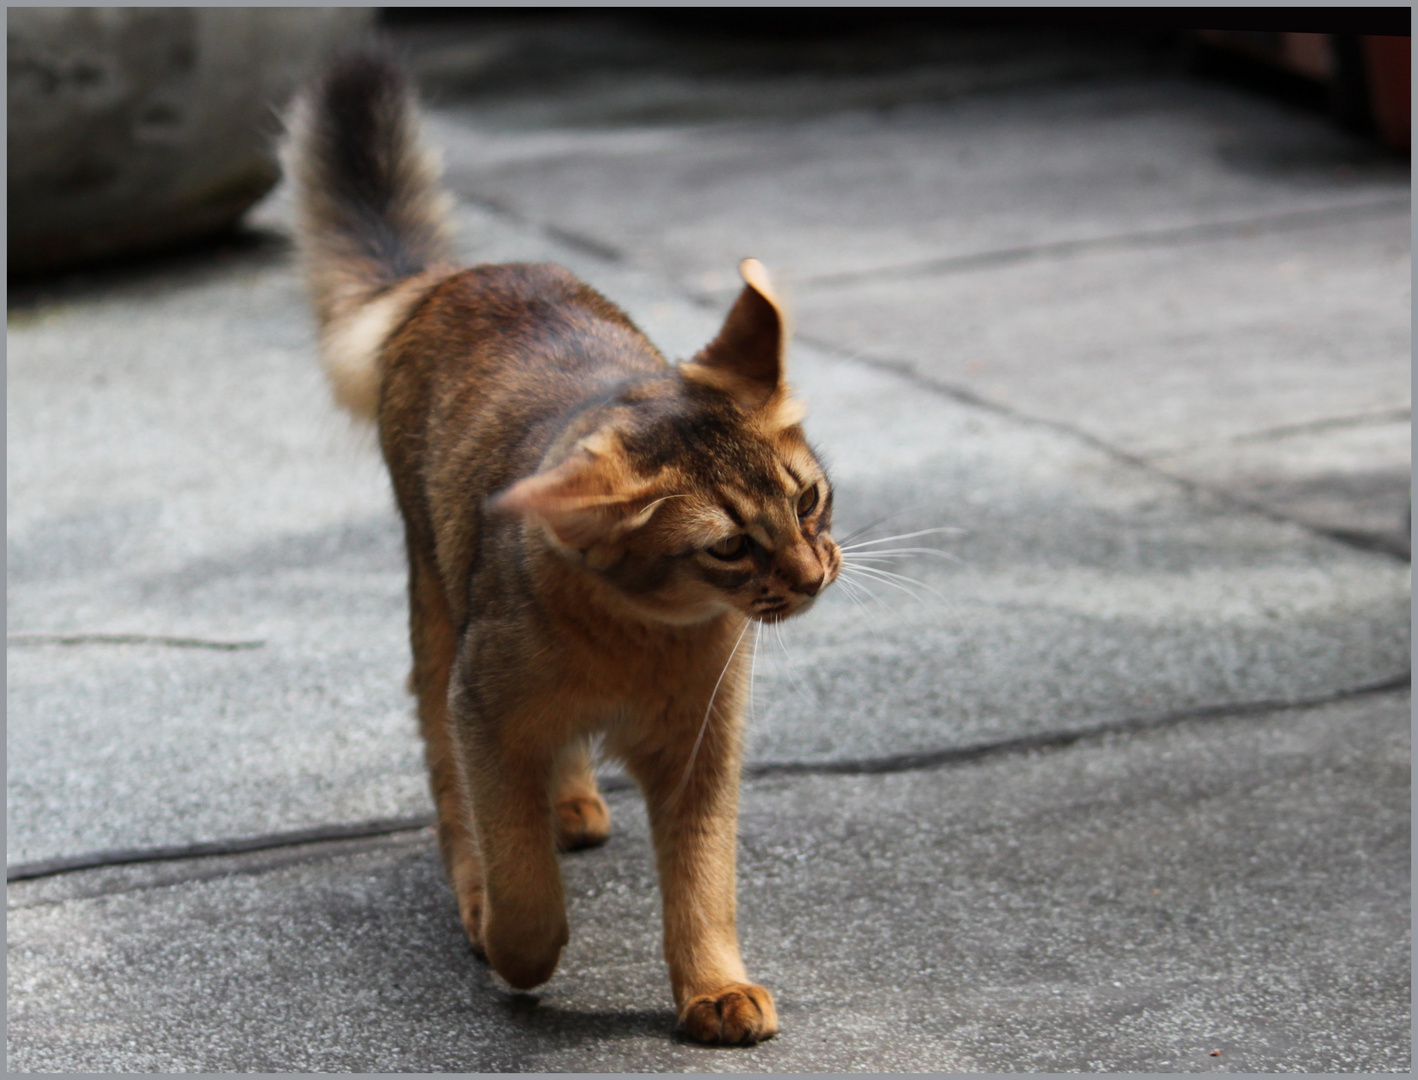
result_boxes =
[494,379,840,627]
[491,259,839,626]
[602,388,840,625]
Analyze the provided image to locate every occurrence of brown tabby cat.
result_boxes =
[284,49,839,1045]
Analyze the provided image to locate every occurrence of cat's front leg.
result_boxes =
[452,680,570,990]
[624,684,778,1045]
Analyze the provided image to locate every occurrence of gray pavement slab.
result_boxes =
[402,16,1162,133]
[790,211,1410,455]
[6,22,1410,1071]
[429,76,1408,296]
[8,689,1409,1072]
[8,220,1408,864]
[426,49,1410,553]
[791,208,1411,555]
[1148,413,1412,552]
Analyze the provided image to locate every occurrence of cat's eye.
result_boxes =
[796,485,819,518]
[706,534,749,560]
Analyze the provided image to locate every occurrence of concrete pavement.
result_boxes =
[8,693,1409,1072]
[7,16,1410,1071]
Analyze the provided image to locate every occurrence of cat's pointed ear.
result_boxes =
[486,433,663,552]
[682,257,788,411]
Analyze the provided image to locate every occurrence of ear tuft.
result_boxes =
[737,257,779,305]
[682,258,788,410]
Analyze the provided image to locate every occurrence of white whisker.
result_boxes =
[833,573,898,628]
[834,509,914,547]
[840,526,966,551]
[844,562,951,601]
[843,546,961,558]
[833,571,886,612]
[843,547,964,565]
[640,493,691,515]
[671,618,752,807]
[747,628,760,729]
[772,618,812,699]
[835,576,888,637]
[842,559,959,609]
[837,567,919,603]
[838,567,960,635]
[853,562,966,627]
[839,566,928,605]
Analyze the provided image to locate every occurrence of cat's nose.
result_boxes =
[791,574,823,597]
[780,542,824,596]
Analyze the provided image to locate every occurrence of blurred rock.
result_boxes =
[7,7,371,278]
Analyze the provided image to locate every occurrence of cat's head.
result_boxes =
[490,259,839,626]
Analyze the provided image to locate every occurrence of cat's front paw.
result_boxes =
[678,983,778,1045]
[554,793,611,851]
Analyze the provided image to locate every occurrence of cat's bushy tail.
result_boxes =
[283,46,457,420]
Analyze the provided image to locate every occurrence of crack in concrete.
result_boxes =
[5,815,434,883]
[6,633,266,650]
[454,190,628,264]
[792,338,1413,565]
[1144,407,1412,455]
[1308,526,1411,561]
[743,671,1411,778]
[19,160,1398,894]
[8,673,1407,888]
[463,184,1410,566]
[791,198,1412,291]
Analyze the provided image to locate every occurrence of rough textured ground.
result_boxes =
[7,16,1410,1072]
[8,692,1409,1072]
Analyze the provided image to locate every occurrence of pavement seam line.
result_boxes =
[461,186,1411,564]
[8,673,1407,886]
[7,633,266,650]
[744,671,1411,778]
[453,190,628,264]
[1145,406,1412,452]
[434,161,1414,565]
[5,815,435,883]
[479,185,1410,564]
[790,197,1413,291]
[794,338,1413,563]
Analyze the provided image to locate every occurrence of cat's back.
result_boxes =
[383,262,665,446]
[388,261,663,395]
[379,261,668,596]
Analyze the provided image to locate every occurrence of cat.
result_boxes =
[284,47,839,1045]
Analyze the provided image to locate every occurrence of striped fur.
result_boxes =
[282,47,456,419]
[285,47,838,1047]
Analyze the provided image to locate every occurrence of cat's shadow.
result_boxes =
[497,990,677,1044]
[494,991,764,1055]
[442,919,685,1050]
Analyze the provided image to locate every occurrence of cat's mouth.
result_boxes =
[751,597,791,621]
[751,595,821,623]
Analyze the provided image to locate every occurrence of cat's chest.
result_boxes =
[539,613,743,714]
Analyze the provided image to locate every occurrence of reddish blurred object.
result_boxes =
[1195,30,1410,150]
[1362,35,1411,149]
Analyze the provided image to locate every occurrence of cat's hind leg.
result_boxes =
[409,554,485,953]
[456,702,570,990]
[552,736,611,852]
